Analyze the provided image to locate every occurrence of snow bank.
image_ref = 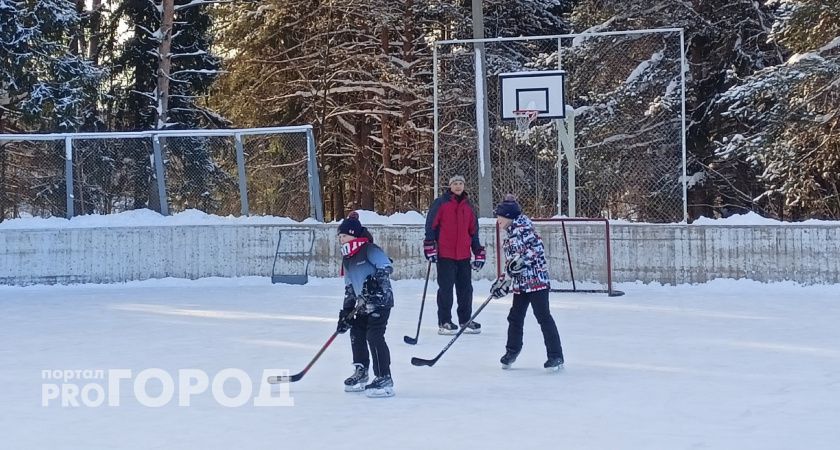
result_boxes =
[2,208,840,230]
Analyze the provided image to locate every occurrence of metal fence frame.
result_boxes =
[433,28,688,222]
[0,126,323,221]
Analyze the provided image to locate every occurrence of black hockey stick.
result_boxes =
[403,261,433,345]
[268,304,363,384]
[411,293,495,367]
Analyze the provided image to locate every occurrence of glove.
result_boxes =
[471,246,486,271]
[490,276,512,299]
[505,253,525,276]
[337,309,353,334]
[423,240,437,262]
[362,268,392,313]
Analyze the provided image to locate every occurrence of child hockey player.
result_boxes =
[490,195,565,371]
[335,212,395,397]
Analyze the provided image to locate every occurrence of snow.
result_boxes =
[0,209,316,230]
[625,50,664,84]
[690,211,840,226]
[786,52,823,65]
[352,209,426,225]
[571,19,616,47]
[0,209,429,230]
[819,36,840,52]
[4,208,840,230]
[2,277,839,449]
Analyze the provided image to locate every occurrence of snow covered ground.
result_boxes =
[3,207,840,230]
[2,277,839,449]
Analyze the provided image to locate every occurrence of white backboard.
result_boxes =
[499,70,566,120]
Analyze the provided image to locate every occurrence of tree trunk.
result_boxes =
[88,0,103,64]
[69,1,87,56]
[354,118,374,210]
[380,28,394,213]
[0,112,5,222]
[401,0,415,211]
[148,0,175,214]
[381,116,393,214]
[156,0,175,130]
[333,178,345,221]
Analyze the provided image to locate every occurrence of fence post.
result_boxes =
[65,137,74,219]
[305,128,324,222]
[234,133,249,216]
[152,135,169,216]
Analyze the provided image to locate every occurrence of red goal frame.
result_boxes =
[495,217,624,297]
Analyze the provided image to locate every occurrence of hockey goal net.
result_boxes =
[495,218,624,296]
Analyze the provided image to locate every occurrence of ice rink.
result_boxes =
[2,277,839,449]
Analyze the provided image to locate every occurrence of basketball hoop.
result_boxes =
[512,109,539,133]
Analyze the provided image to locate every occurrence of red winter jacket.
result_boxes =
[424,190,481,260]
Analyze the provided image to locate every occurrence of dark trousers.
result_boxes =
[349,308,391,377]
[506,289,564,360]
[436,258,473,325]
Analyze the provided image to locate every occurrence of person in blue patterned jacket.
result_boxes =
[490,194,564,371]
[336,212,395,397]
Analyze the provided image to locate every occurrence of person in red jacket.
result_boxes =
[424,175,486,335]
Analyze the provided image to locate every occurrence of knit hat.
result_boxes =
[449,175,466,185]
[494,194,522,219]
[337,211,364,236]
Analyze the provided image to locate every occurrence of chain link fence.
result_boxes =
[0,127,322,222]
[435,29,687,222]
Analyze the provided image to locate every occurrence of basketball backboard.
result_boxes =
[499,70,566,120]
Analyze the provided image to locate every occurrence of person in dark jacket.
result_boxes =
[336,212,395,397]
[490,194,564,371]
[424,175,486,335]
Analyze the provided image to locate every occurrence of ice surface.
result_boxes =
[2,277,839,449]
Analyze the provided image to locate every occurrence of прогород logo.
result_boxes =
[41,368,294,407]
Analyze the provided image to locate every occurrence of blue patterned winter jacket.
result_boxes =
[501,214,551,293]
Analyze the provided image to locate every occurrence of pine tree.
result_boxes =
[0,0,103,219]
[214,0,437,219]
[566,0,784,221]
[99,0,227,213]
[0,0,103,131]
[709,0,840,219]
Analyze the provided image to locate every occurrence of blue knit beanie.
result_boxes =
[337,212,364,236]
[494,194,522,219]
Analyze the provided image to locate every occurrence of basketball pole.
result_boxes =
[472,0,494,217]
[557,106,576,217]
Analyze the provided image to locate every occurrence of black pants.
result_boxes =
[436,258,473,325]
[506,289,564,360]
[349,308,391,377]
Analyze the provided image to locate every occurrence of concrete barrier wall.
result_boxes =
[2,223,839,286]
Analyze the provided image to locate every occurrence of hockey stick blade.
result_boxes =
[410,294,495,368]
[267,373,304,384]
[403,335,418,345]
[266,304,363,384]
[410,356,438,367]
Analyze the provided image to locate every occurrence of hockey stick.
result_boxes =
[411,293,495,367]
[268,304,364,384]
[403,261,433,345]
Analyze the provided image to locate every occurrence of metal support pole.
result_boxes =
[152,136,169,216]
[558,106,576,217]
[473,0,493,217]
[433,44,439,198]
[556,38,563,216]
[556,120,563,216]
[680,29,689,223]
[305,128,324,222]
[234,133,249,216]
[64,137,74,218]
